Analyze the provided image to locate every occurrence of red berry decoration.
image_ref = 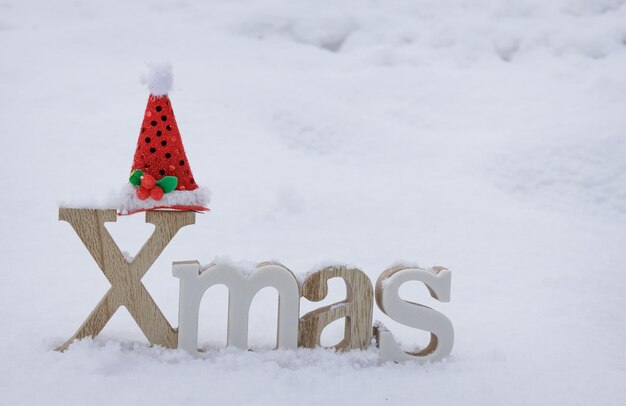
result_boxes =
[141,174,156,189]
[150,186,164,201]
[136,187,151,200]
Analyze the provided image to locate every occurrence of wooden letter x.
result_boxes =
[57,208,195,351]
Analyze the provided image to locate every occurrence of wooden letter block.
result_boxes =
[374,265,454,363]
[57,208,195,351]
[299,266,373,351]
[173,260,300,355]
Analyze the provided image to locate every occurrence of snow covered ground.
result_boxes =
[1,0,626,404]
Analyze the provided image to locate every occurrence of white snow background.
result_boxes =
[1,0,626,404]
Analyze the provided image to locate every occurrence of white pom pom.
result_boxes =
[141,62,173,96]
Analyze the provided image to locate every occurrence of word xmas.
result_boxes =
[58,208,454,363]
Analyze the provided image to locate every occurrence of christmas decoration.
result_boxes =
[57,208,454,364]
[56,66,453,364]
[120,63,209,215]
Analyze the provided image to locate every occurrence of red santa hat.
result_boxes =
[119,63,210,215]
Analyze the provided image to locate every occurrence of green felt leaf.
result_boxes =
[157,176,178,193]
[129,169,143,187]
